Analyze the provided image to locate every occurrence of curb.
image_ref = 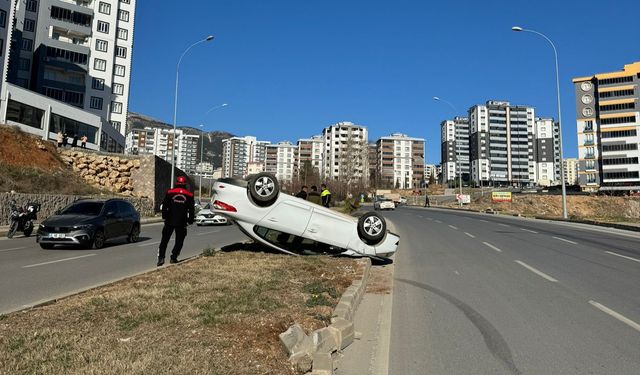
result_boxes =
[279,257,372,374]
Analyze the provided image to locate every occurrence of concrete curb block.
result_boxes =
[279,257,372,374]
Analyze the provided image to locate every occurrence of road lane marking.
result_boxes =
[417,215,423,218]
[197,230,220,236]
[435,220,443,223]
[589,300,640,332]
[464,232,475,238]
[454,270,460,275]
[426,217,433,221]
[478,219,489,223]
[605,251,640,263]
[23,254,96,269]
[498,223,511,227]
[448,225,458,230]
[521,229,538,234]
[515,260,558,282]
[482,242,503,253]
[138,241,161,247]
[0,246,26,253]
[553,236,577,245]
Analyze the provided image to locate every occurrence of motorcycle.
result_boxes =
[7,201,40,238]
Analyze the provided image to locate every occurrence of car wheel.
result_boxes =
[357,212,386,245]
[93,230,106,249]
[23,227,33,237]
[248,172,279,206]
[40,243,54,249]
[127,224,140,243]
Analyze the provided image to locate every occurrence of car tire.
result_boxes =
[357,212,386,245]
[93,229,106,249]
[127,224,140,243]
[39,243,54,249]
[248,172,279,206]
[23,227,33,237]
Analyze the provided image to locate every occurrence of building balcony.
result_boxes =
[583,126,593,133]
[584,154,596,159]
[584,140,595,146]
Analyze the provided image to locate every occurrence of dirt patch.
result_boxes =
[0,251,358,375]
[366,264,394,294]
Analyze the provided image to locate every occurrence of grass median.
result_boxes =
[0,249,358,375]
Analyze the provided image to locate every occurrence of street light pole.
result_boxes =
[434,96,463,207]
[199,124,204,203]
[170,35,214,188]
[512,26,568,219]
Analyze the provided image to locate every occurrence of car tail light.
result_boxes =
[213,200,236,212]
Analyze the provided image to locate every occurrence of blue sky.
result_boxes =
[129,0,639,164]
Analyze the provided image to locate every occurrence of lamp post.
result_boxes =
[512,26,568,219]
[170,35,215,188]
[433,96,463,207]
[199,103,228,202]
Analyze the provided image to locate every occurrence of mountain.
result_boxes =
[127,112,234,169]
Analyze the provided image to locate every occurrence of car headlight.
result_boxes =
[72,224,95,230]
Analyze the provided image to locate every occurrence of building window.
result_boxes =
[115,46,126,58]
[95,39,108,52]
[21,38,33,51]
[111,101,122,113]
[90,96,103,110]
[24,19,36,32]
[114,64,125,76]
[50,113,98,145]
[94,58,106,71]
[600,116,636,125]
[112,83,124,95]
[111,121,122,133]
[92,77,105,90]
[117,28,128,40]
[118,9,129,22]
[98,2,111,15]
[120,0,130,3]
[50,6,92,27]
[18,58,30,71]
[0,10,6,28]
[46,46,88,65]
[6,100,44,129]
[26,1,38,12]
[97,21,109,33]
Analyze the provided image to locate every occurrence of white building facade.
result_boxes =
[266,141,296,183]
[563,158,579,185]
[296,135,324,178]
[534,117,561,187]
[221,135,269,178]
[440,117,469,184]
[376,133,425,189]
[322,122,368,185]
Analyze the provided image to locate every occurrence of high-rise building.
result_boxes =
[376,133,425,189]
[266,141,296,183]
[440,116,469,184]
[221,136,269,178]
[533,117,561,186]
[322,122,368,185]
[563,158,579,185]
[467,101,537,187]
[425,164,439,184]
[125,126,201,174]
[572,62,640,192]
[0,0,135,152]
[177,134,199,175]
[296,135,323,179]
[368,143,377,187]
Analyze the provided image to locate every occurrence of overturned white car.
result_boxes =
[210,173,399,259]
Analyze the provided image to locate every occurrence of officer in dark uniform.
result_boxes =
[157,176,195,266]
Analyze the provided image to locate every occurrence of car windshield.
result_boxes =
[61,202,104,216]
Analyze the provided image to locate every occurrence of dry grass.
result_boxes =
[0,251,358,375]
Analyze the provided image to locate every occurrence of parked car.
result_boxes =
[195,203,229,226]
[36,199,140,249]
[210,173,399,259]
[374,198,395,211]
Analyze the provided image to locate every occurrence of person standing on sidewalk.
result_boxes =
[80,135,88,149]
[307,185,321,205]
[320,184,332,208]
[157,176,195,266]
[295,185,308,199]
[424,193,430,207]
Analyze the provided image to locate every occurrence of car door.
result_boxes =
[256,199,312,236]
[116,201,134,236]
[102,201,120,238]
[303,207,354,248]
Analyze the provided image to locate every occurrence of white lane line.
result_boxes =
[515,260,558,282]
[464,232,476,238]
[482,242,503,253]
[448,225,458,230]
[553,236,577,245]
[521,228,538,234]
[197,230,220,236]
[435,220,443,223]
[498,223,511,227]
[0,246,26,253]
[138,241,161,247]
[605,251,640,263]
[589,300,640,332]
[454,270,460,275]
[417,215,423,218]
[23,254,96,269]
[478,219,489,223]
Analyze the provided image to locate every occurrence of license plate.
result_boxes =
[50,233,65,239]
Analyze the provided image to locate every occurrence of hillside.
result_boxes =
[127,112,234,168]
[0,125,100,195]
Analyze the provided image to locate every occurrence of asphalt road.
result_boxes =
[0,222,246,314]
[385,206,640,375]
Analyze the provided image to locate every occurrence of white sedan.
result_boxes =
[195,204,229,226]
[210,173,399,259]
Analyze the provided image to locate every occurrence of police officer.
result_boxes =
[157,176,195,266]
[320,184,332,208]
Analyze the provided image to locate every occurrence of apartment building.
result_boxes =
[322,122,368,185]
[425,164,439,184]
[265,141,296,183]
[0,0,135,152]
[177,134,199,175]
[221,136,269,178]
[125,126,202,173]
[533,117,561,186]
[563,158,579,185]
[196,162,214,179]
[368,143,377,187]
[440,116,469,184]
[376,133,425,189]
[296,135,323,178]
[573,62,640,191]
[467,101,537,187]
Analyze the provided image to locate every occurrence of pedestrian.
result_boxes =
[307,185,321,205]
[71,134,78,148]
[62,132,68,148]
[80,135,87,149]
[424,194,430,207]
[320,184,332,208]
[295,185,308,199]
[157,175,195,266]
[56,131,64,148]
